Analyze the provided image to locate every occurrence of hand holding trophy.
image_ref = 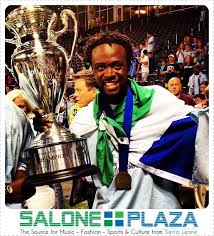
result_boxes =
[6,5,99,186]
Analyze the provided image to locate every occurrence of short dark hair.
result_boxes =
[83,31,134,68]
[143,49,148,55]
[193,93,206,100]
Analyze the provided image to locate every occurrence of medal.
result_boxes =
[115,171,132,190]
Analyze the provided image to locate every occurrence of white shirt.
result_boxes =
[140,55,149,73]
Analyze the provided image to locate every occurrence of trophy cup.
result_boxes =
[6,5,99,186]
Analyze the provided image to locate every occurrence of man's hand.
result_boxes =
[32,108,53,133]
[5,171,36,204]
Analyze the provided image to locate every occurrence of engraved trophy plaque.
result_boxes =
[6,5,99,185]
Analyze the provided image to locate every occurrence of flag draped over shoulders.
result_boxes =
[93,80,199,187]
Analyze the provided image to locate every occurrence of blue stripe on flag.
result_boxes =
[139,117,198,180]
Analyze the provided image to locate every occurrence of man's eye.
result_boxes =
[96,65,104,71]
[114,64,121,70]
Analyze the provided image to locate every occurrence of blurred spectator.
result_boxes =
[182,55,194,90]
[183,44,195,59]
[188,64,208,96]
[192,37,199,51]
[168,77,195,106]
[138,49,149,83]
[159,59,167,74]
[183,35,191,46]
[162,54,180,86]
[176,43,185,66]
[199,81,209,94]
[128,57,139,81]
[145,31,155,53]
[193,93,208,109]
[148,52,156,74]
[6,89,34,119]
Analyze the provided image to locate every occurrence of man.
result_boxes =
[5,97,37,208]
[168,77,196,106]
[162,54,180,86]
[138,49,149,83]
[37,31,208,209]
[72,69,98,109]
[188,64,208,96]
[68,31,208,209]
[5,96,55,209]
[145,31,155,53]
[68,69,98,208]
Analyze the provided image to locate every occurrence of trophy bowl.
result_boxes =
[6,5,99,185]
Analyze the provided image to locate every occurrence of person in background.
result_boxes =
[159,58,167,74]
[72,69,98,110]
[181,55,194,91]
[138,49,149,84]
[176,43,185,66]
[188,64,208,96]
[199,81,209,94]
[6,89,34,119]
[7,90,64,208]
[193,94,208,109]
[145,31,155,53]
[69,69,98,208]
[5,97,55,209]
[148,52,156,74]
[168,77,196,106]
[162,54,180,87]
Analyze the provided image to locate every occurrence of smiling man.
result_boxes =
[68,31,207,209]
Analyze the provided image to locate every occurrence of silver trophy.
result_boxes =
[6,5,98,185]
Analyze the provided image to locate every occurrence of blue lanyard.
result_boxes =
[104,87,134,172]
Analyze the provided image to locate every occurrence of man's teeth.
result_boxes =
[105,81,117,85]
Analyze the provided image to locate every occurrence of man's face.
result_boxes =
[13,96,28,114]
[168,78,182,96]
[185,55,192,64]
[200,84,207,93]
[74,78,96,108]
[194,97,203,104]
[91,43,128,99]
[185,45,191,51]
[193,66,200,75]
[169,56,175,64]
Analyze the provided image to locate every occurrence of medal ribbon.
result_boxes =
[104,87,133,173]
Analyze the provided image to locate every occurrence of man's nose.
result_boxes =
[104,67,115,78]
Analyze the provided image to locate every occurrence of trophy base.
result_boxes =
[27,164,99,186]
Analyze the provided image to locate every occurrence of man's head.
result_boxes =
[193,64,201,75]
[147,31,152,37]
[168,54,175,64]
[167,77,182,97]
[142,49,148,55]
[193,93,206,104]
[184,55,192,64]
[73,70,97,108]
[84,31,134,103]
[7,89,33,116]
[185,44,192,52]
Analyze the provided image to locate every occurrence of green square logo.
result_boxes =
[104,220,113,227]
[115,212,123,218]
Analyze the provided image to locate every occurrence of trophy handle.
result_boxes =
[47,9,78,64]
[5,22,21,46]
[5,64,15,77]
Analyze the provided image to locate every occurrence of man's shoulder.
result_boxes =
[180,93,195,106]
